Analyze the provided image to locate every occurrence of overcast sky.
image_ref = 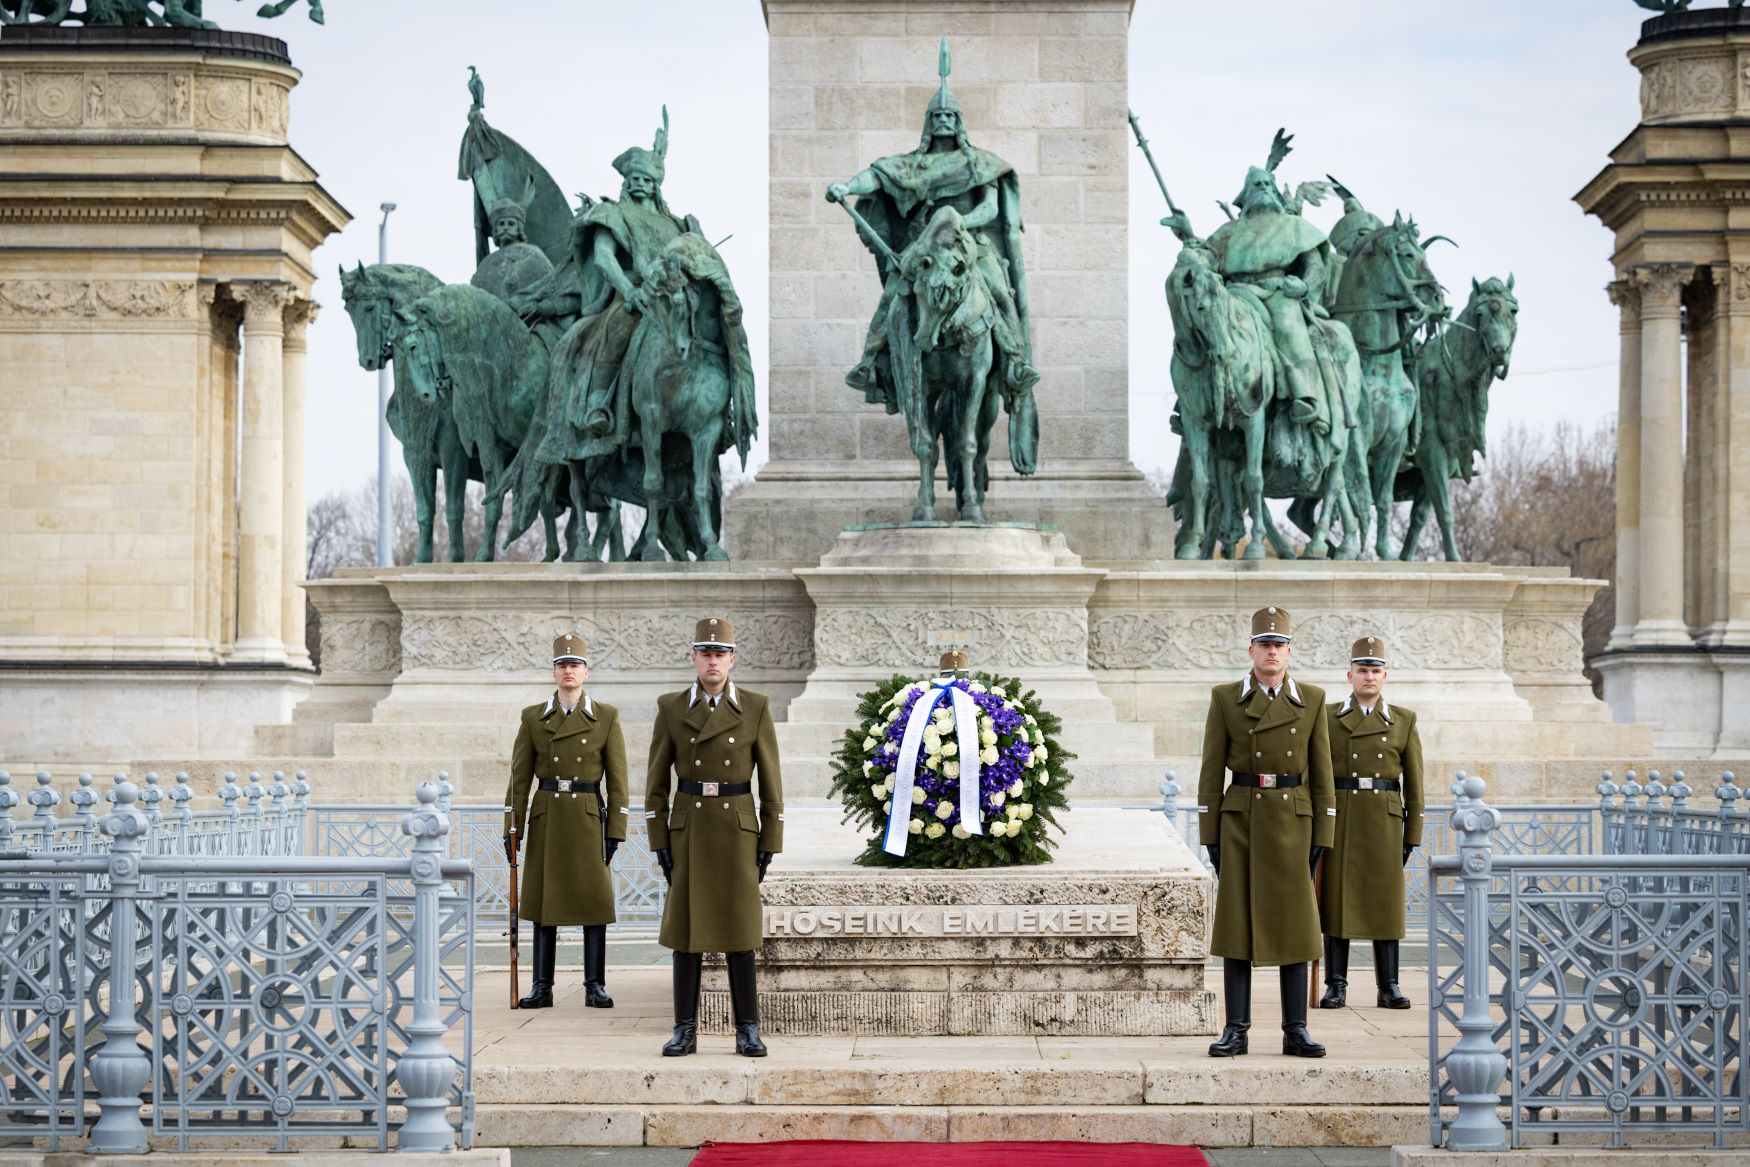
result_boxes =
[226,0,1646,502]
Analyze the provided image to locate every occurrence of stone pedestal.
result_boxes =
[783,524,1159,795]
[729,0,1169,565]
[0,26,347,760]
[699,805,1215,1036]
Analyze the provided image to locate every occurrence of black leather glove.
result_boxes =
[604,838,620,865]
[656,847,673,884]
[1205,844,1220,875]
[1403,843,1415,867]
[502,833,516,865]
[757,851,773,883]
[1310,845,1328,877]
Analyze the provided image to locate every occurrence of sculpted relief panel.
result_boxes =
[1091,609,1502,672]
[816,607,1085,670]
[1504,617,1585,675]
[399,609,813,674]
[0,280,194,319]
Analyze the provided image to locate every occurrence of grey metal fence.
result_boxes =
[1427,773,1748,1151]
[0,778,473,1154]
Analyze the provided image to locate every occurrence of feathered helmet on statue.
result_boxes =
[830,650,1073,870]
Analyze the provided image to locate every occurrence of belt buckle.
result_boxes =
[702,781,720,797]
[1358,777,1374,791]
[1258,774,1277,789]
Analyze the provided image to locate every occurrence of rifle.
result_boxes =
[1310,850,1325,1008]
[506,818,520,1008]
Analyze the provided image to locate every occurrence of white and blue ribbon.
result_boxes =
[883,678,983,857]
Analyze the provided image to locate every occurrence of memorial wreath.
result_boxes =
[829,668,1073,869]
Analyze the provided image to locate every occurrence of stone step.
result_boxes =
[779,716,1158,760]
[781,757,1171,800]
[470,1102,1430,1148]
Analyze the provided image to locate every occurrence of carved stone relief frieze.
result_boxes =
[1504,617,1585,675]
[318,616,401,676]
[816,606,1085,669]
[195,74,250,133]
[398,608,814,674]
[0,279,194,319]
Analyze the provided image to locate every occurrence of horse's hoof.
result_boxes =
[1242,543,1265,561]
[912,507,936,523]
[703,547,729,562]
[959,507,987,524]
[1300,546,1329,561]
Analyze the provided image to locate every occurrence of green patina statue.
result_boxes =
[521,106,757,561]
[1633,0,1745,12]
[0,0,323,26]
[1138,112,1519,562]
[825,39,1039,523]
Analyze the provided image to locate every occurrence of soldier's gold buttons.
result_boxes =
[1255,751,1262,758]
[695,801,702,808]
[1353,753,1359,759]
[1290,728,1297,735]
[723,760,730,766]
[728,737,735,744]
[690,737,696,744]
[694,760,701,766]
[1287,750,1293,757]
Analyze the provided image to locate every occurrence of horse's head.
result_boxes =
[905,206,983,352]
[339,261,394,372]
[637,249,695,358]
[392,304,449,406]
[1169,246,1230,354]
[1355,213,1448,324]
[1468,274,1519,377]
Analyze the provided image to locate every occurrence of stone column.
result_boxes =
[280,298,318,670]
[232,281,295,665]
[1607,278,1642,649]
[1632,262,1694,646]
[1713,259,1750,646]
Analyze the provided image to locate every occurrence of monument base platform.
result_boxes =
[697,806,1211,1037]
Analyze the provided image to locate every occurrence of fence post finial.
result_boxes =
[1446,771,1508,1151]
[396,782,458,1152]
[1159,769,1181,820]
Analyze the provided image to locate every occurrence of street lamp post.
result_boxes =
[376,201,397,567]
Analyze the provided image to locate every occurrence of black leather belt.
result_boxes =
[1337,777,1401,792]
[538,779,600,795]
[1232,773,1303,789]
[679,780,751,797]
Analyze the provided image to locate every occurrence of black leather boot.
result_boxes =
[661,951,702,1056]
[1319,936,1350,1009]
[1375,939,1412,1009]
[517,924,556,1009]
[583,924,613,1008]
[726,950,768,1057]
[1207,958,1251,1057]
[1280,962,1326,1057]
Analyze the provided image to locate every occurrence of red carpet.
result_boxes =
[692,1142,1208,1166]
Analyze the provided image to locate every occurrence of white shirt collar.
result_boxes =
[689,681,739,710]
[543,692,593,718]
[1338,693,1390,722]
[1241,672,1297,702]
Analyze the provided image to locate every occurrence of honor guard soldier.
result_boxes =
[1319,635,1423,1010]
[645,617,784,1058]
[503,633,630,1009]
[1198,606,1335,1058]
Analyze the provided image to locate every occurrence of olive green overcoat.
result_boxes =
[1197,673,1336,966]
[1320,696,1424,940]
[645,682,784,953]
[503,691,629,926]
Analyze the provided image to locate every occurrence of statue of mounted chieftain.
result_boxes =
[0,0,323,25]
[826,39,1040,524]
[338,69,755,565]
[1132,113,1519,562]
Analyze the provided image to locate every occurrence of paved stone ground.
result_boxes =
[509,1148,1392,1164]
[466,961,1431,1150]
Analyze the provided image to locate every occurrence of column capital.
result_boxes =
[1714,260,1750,316]
[1633,262,1696,317]
[282,298,319,352]
[1607,277,1642,330]
[232,281,296,332]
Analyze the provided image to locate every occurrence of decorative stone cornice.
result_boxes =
[0,278,194,320]
[232,281,294,332]
[1634,262,1696,318]
[1607,278,1642,331]
[281,298,319,351]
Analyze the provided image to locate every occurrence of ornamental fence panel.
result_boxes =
[0,778,471,1155]
[1427,774,1747,1152]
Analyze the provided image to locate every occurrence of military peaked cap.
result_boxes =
[552,633,588,664]
[1350,635,1387,665]
[692,617,734,651]
[1250,606,1291,643]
